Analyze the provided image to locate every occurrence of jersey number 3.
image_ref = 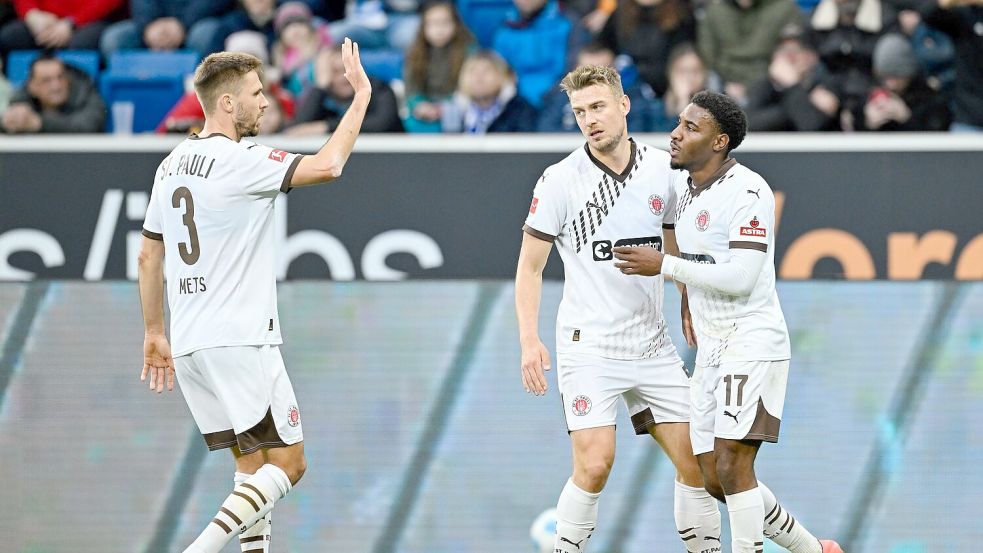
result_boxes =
[172,187,200,265]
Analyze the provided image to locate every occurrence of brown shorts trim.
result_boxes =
[203,429,238,451]
[237,407,288,454]
[743,398,781,443]
[630,407,656,435]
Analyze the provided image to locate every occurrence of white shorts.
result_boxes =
[174,344,303,453]
[557,352,690,435]
[690,360,789,455]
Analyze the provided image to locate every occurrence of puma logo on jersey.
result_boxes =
[724,410,740,423]
[586,201,608,216]
[746,189,760,198]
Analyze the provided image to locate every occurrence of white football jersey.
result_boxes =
[671,159,791,367]
[524,140,684,360]
[143,133,303,357]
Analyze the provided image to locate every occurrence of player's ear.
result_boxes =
[713,133,730,153]
[621,92,630,116]
[220,93,234,114]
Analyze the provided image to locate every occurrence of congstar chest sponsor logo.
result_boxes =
[592,236,663,261]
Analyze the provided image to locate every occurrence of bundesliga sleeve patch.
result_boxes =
[268,148,288,162]
[739,216,767,237]
[529,197,539,214]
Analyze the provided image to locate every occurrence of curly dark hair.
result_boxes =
[691,90,747,153]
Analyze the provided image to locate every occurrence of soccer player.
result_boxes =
[137,38,371,553]
[515,65,722,553]
[612,90,844,553]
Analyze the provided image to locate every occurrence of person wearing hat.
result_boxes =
[745,23,843,131]
[859,32,950,130]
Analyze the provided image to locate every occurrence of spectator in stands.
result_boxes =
[538,42,659,132]
[0,61,11,114]
[328,0,420,51]
[272,1,332,95]
[195,0,330,56]
[287,44,403,133]
[596,0,694,97]
[441,50,537,132]
[403,0,476,132]
[1,52,105,133]
[697,0,803,103]
[744,23,842,130]
[857,32,950,130]
[913,0,983,132]
[649,42,709,131]
[492,0,573,109]
[99,0,236,59]
[811,0,894,129]
[157,31,296,134]
[896,7,954,90]
[0,0,124,56]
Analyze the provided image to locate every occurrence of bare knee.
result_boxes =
[713,445,757,494]
[574,457,614,493]
[284,453,307,485]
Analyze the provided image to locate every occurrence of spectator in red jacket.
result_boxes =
[0,0,124,56]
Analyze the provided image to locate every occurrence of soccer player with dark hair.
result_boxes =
[612,90,844,553]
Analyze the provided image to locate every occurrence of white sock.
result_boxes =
[235,472,273,553]
[183,464,291,553]
[554,478,600,553]
[759,481,822,553]
[725,487,765,553]
[674,481,722,553]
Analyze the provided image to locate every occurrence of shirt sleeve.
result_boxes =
[662,171,684,228]
[237,142,305,197]
[142,180,163,241]
[727,180,774,252]
[522,167,567,242]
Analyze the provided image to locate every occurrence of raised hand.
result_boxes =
[341,37,372,97]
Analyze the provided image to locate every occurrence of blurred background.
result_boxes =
[1,0,982,550]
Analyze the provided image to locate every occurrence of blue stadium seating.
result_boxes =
[457,0,513,47]
[359,48,404,82]
[100,50,199,133]
[5,49,101,88]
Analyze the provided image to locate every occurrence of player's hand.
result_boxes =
[341,37,371,98]
[613,246,664,276]
[520,338,551,396]
[680,287,697,347]
[142,332,175,393]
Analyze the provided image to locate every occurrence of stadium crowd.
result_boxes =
[0,0,979,134]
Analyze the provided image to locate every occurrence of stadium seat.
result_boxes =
[359,48,404,83]
[5,49,101,88]
[457,0,514,47]
[101,50,200,133]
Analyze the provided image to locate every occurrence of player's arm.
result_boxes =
[662,248,766,296]
[290,38,372,188]
[515,231,553,396]
[137,235,175,393]
[662,228,696,346]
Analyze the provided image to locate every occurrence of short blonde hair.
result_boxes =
[193,52,263,114]
[559,64,624,98]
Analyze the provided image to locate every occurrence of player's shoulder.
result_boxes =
[539,147,585,186]
[633,140,671,165]
[730,162,774,198]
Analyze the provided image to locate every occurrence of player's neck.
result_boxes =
[199,120,239,142]
[588,138,632,175]
[688,155,733,189]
